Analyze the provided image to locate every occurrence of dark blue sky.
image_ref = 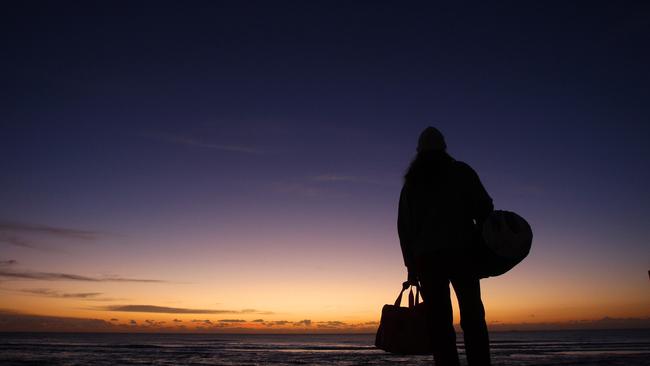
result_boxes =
[1,1,649,325]
[4,1,649,221]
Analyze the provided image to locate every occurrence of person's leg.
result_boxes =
[451,278,491,366]
[419,274,460,366]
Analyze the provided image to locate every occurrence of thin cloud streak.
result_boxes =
[0,234,38,249]
[20,288,103,299]
[0,221,98,240]
[0,270,165,283]
[0,220,103,251]
[311,174,368,183]
[150,132,263,154]
[12,288,124,302]
[102,305,271,315]
[271,182,329,197]
[310,174,397,186]
[272,174,396,199]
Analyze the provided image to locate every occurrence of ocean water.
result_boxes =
[1,330,649,365]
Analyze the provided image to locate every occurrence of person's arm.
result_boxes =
[458,162,494,228]
[398,185,417,279]
[467,165,494,226]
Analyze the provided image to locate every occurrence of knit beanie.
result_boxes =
[416,127,447,152]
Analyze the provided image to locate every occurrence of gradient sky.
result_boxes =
[1,1,649,332]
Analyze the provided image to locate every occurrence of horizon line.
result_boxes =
[1,328,649,335]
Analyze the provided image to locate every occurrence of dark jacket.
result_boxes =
[398,152,493,271]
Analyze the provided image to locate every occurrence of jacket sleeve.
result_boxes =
[464,164,494,226]
[397,185,416,269]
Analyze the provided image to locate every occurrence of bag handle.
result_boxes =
[394,281,422,308]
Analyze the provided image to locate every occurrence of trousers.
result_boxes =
[418,273,491,366]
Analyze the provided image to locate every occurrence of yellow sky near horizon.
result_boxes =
[2,255,649,332]
[2,218,649,332]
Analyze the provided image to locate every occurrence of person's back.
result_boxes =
[398,127,493,366]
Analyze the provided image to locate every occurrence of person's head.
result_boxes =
[405,127,451,183]
[416,126,446,153]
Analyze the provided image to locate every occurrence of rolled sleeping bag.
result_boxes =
[478,210,533,278]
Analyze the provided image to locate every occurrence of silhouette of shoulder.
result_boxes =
[452,160,477,175]
[452,161,484,185]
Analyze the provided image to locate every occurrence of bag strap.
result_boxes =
[394,281,422,308]
[393,281,409,306]
[408,286,422,308]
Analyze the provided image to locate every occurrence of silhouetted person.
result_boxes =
[398,127,493,366]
